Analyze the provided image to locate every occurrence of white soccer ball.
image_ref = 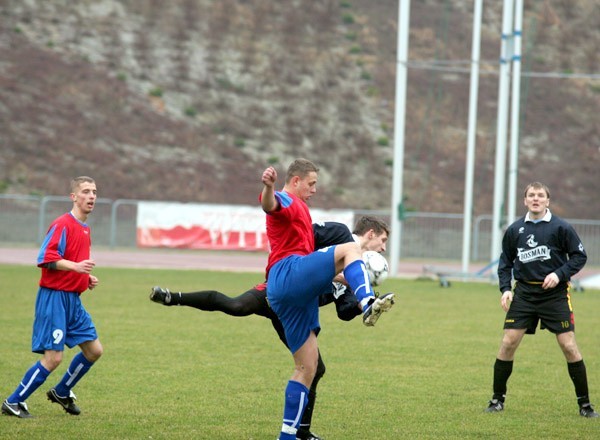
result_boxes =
[362,251,389,286]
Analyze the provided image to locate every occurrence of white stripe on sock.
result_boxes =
[65,363,85,387]
[18,368,40,397]
[282,390,306,430]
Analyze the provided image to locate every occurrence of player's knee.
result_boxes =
[91,344,104,361]
[346,242,362,258]
[228,296,257,316]
[500,338,519,356]
[335,242,361,262]
[229,301,251,316]
[82,340,103,362]
[42,352,63,371]
[559,341,580,360]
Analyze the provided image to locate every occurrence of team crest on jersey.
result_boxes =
[526,234,537,247]
[518,227,525,234]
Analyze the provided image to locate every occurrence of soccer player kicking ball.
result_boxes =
[149,216,391,440]
[260,159,394,440]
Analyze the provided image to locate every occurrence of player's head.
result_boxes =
[284,158,319,202]
[523,181,550,216]
[523,181,550,199]
[71,176,95,193]
[70,176,97,216]
[353,216,390,253]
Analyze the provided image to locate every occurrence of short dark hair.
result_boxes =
[523,182,550,198]
[353,215,390,237]
[286,158,319,183]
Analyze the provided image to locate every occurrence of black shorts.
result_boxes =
[504,287,575,335]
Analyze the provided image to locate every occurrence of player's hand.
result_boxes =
[500,290,513,312]
[88,275,99,290]
[261,166,277,187]
[74,259,96,274]
[542,272,559,290]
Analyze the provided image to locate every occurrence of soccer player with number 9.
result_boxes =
[2,176,104,418]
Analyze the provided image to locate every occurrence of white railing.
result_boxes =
[1,194,599,265]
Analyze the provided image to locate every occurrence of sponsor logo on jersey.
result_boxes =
[517,245,551,263]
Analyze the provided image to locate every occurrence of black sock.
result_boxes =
[298,389,316,435]
[492,359,513,401]
[568,359,590,407]
[178,291,228,310]
[177,290,260,316]
[169,290,182,305]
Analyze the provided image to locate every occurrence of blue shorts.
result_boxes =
[31,287,98,354]
[267,247,336,354]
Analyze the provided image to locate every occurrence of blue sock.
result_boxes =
[7,361,51,404]
[54,352,94,397]
[343,259,374,309]
[279,380,309,440]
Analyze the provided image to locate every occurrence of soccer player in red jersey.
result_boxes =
[148,216,390,439]
[261,159,394,440]
[2,176,104,418]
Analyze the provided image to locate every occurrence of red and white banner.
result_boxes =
[136,202,354,251]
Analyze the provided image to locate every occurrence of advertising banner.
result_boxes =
[137,202,354,251]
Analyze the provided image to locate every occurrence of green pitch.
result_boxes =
[1,264,599,439]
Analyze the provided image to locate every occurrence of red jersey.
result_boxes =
[263,190,314,277]
[37,212,92,294]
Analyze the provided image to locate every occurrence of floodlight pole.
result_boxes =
[389,0,411,277]
[507,0,523,224]
[490,0,514,263]
[461,0,483,274]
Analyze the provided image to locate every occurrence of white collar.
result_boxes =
[525,209,552,223]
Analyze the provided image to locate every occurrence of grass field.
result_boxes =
[1,264,599,439]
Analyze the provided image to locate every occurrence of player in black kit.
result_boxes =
[485,182,598,418]
[149,216,390,440]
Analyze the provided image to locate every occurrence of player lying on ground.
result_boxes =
[149,216,390,440]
